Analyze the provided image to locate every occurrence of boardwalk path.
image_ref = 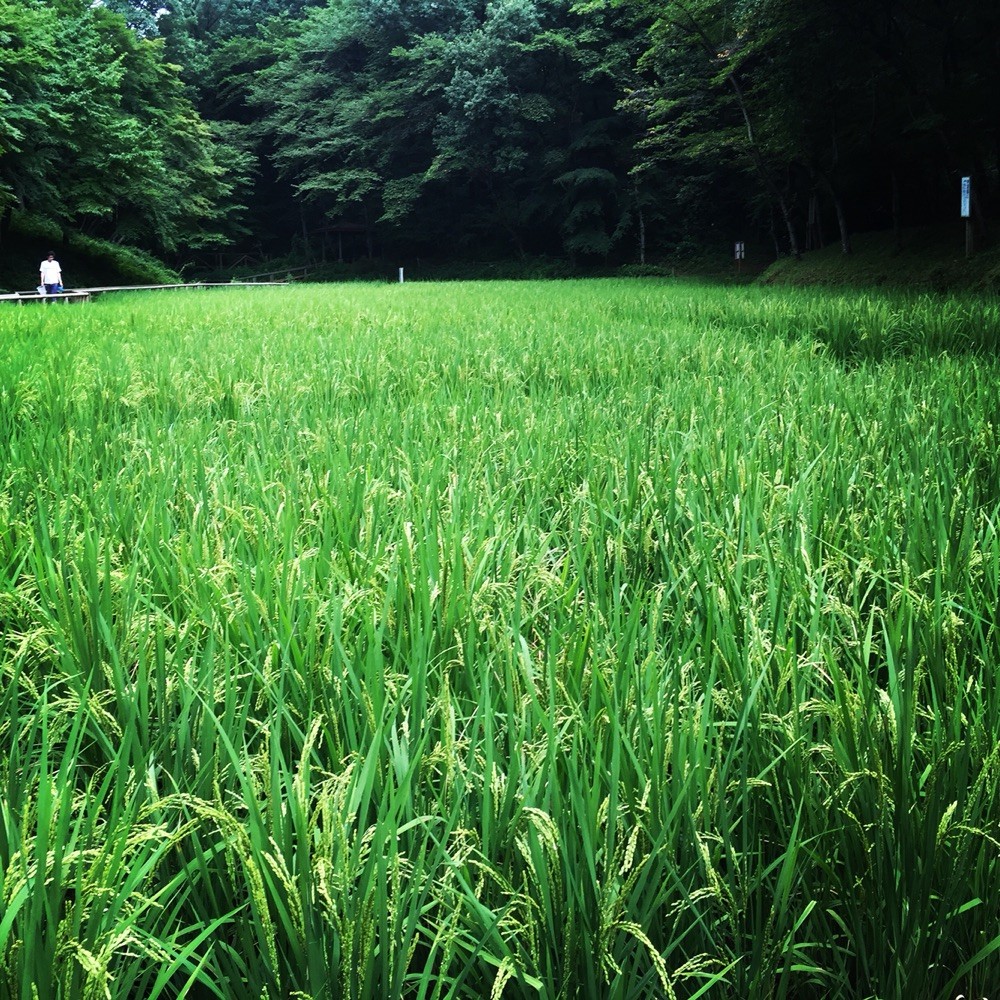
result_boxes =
[0,281,287,305]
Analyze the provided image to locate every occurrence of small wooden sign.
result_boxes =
[734,241,745,260]
[961,177,971,218]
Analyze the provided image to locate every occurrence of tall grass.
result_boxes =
[1,280,998,998]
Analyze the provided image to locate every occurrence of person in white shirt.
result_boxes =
[39,253,63,294]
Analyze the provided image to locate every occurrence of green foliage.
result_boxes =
[632,0,1000,256]
[248,0,650,259]
[0,0,245,257]
[68,232,181,285]
[761,226,1000,293]
[7,0,999,273]
[0,0,61,215]
[1,281,999,997]
[0,210,180,290]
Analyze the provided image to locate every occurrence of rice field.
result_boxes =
[1,279,999,999]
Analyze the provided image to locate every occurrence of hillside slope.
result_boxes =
[0,213,180,293]
[760,226,1000,292]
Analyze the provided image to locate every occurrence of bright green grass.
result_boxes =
[1,280,999,999]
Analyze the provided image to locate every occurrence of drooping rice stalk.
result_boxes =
[1,280,998,998]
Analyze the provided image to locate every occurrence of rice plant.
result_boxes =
[1,280,998,998]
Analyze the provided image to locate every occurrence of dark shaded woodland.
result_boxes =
[3,0,997,267]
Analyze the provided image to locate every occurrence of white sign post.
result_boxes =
[961,177,972,257]
[734,241,745,275]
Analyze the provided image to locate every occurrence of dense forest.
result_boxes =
[2,0,998,270]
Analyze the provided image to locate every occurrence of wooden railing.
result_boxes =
[237,265,312,283]
[0,281,289,304]
[0,290,92,303]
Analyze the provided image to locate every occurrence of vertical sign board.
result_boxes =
[734,242,745,260]
[961,177,973,257]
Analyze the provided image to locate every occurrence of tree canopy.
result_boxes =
[1,0,996,266]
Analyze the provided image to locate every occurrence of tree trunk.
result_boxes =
[818,173,851,255]
[971,166,990,246]
[769,208,781,260]
[364,205,373,258]
[833,191,851,255]
[775,189,801,260]
[891,170,901,253]
[638,205,646,266]
[673,6,800,258]
[300,205,310,262]
[726,73,800,258]
[806,192,824,250]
